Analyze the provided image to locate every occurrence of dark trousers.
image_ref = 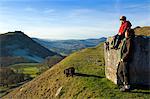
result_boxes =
[114,34,124,48]
[117,61,129,85]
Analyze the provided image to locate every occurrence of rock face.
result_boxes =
[104,36,150,85]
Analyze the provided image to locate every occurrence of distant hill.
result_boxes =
[33,37,106,56]
[0,31,62,66]
[134,26,150,36]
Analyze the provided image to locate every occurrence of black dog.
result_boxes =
[105,42,109,51]
[64,67,75,77]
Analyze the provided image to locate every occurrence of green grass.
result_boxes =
[22,67,39,77]
[3,43,150,99]
[56,43,150,98]
[9,63,48,77]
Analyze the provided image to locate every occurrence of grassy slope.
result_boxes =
[0,86,15,98]
[134,26,150,36]
[3,43,150,99]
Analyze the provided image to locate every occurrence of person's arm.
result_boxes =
[122,22,128,34]
[118,23,123,35]
[121,39,131,61]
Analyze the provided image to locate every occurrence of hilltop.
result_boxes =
[134,26,150,36]
[0,31,63,66]
[3,43,150,98]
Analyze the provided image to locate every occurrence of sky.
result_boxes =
[0,0,150,39]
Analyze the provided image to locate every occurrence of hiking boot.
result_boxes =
[120,85,131,92]
[124,85,130,90]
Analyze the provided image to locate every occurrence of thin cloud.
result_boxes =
[123,4,150,9]
[69,8,96,17]
[43,9,55,14]
[24,7,37,12]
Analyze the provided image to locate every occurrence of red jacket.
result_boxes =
[118,21,132,35]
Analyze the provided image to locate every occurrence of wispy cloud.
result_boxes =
[24,7,37,12]
[69,8,96,17]
[43,9,55,14]
[124,3,150,8]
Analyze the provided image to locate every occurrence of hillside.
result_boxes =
[0,56,33,67]
[0,31,62,66]
[134,26,150,36]
[33,37,106,56]
[3,43,150,99]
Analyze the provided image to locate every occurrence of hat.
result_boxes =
[120,16,126,20]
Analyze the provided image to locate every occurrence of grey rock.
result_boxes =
[104,36,150,85]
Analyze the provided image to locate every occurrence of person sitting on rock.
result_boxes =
[117,31,133,92]
[111,16,132,50]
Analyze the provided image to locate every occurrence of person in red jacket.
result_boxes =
[112,16,132,49]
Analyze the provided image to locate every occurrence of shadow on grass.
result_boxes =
[74,73,102,78]
[131,84,150,90]
[131,91,150,94]
[130,85,150,94]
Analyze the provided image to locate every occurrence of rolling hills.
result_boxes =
[0,31,62,66]
[32,26,150,56]
[3,43,150,99]
[33,37,106,56]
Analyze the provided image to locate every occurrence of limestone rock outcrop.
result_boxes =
[104,36,150,85]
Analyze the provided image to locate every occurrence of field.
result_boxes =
[0,63,49,98]
[10,63,49,77]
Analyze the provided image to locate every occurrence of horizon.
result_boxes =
[1,30,107,40]
[0,0,149,39]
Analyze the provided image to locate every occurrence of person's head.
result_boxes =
[120,16,126,23]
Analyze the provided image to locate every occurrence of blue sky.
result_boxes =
[0,0,149,39]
